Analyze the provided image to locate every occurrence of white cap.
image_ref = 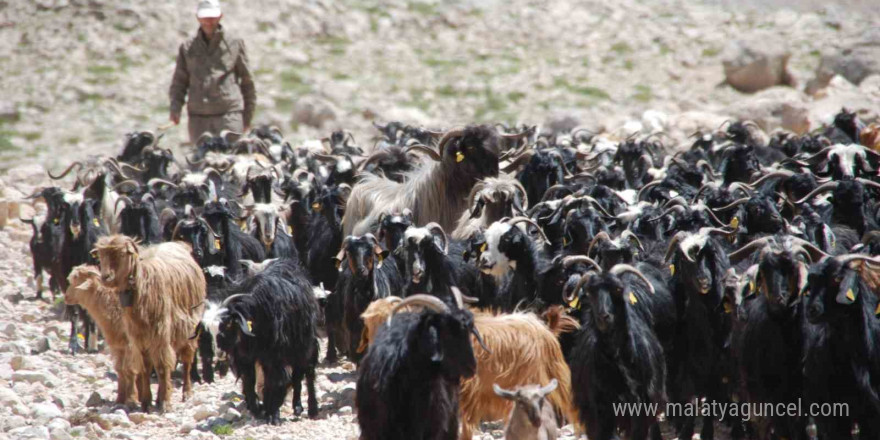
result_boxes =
[196,0,221,18]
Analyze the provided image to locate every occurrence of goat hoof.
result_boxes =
[308,409,318,419]
[293,404,303,416]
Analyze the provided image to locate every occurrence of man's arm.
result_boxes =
[236,40,256,131]
[169,44,189,124]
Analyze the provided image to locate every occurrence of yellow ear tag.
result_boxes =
[875,302,880,316]
[628,292,638,305]
[455,152,465,163]
[246,321,253,332]
[93,219,100,227]
[563,237,569,246]
[480,243,487,253]
[53,218,59,225]
[723,301,733,314]
[287,225,293,235]
[214,239,221,249]
[749,281,755,293]
[730,217,740,229]
[568,296,580,309]
[312,202,321,210]
[669,264,675,276]
[240,222,247,232]
[846,289,855,302]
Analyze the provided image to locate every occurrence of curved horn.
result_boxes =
[114,195,133,215]
[388,294,449,323]
[637,180,662,201]
[112,180,140,192]
[506,216,550,244]
[729,237,775,264]
[501,150,535,173]
[424,222,449,254]
[835,254,880,268]
[48,162,83,180]
[561,255,602,271]
[586,232,613,258]
[793,182,839,205]
[619,230,644,253]
[711,197,751,213]
[567,271,599,303]
[692,182,719,203]
[436,129,465,157]
[147,178,179,189]
[750,170,794,187]
[404,144,442,162]
[855,177,880,193]
[664,231,690,263]
[609,264,655,294]
[220,293,250,308]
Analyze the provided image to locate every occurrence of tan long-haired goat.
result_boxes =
[64,264,138,406]
[93,235,206,412]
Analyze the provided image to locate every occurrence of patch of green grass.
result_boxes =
[211,424,234,436]
[315,35,350,56]
[408,2,437,15]
[658,44,673,56]
[473,88,507,121]
[332,72,351,80]
[581,57,590,68]
[506,91,526,103]
[405,88,432,111]
[87,65,116,76]
[553,77,610,100]
[258,21,272,32]
[70,429,82,437]
[435,84,458,97]
[623,59,634,70]
[633,84,653,102]
[701,47,721,57]
[65,136,81,145]
[279,70,312,95]
[274,96,295,114]
[809,49,822,57]
[423,56,457,69]
[610,41,632,54]
[0,130,17,151]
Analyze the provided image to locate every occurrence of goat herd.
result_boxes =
[20,110,880,439]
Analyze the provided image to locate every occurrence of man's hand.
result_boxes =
[170,112,180,125]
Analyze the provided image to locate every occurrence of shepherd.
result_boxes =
[169,0,256,143]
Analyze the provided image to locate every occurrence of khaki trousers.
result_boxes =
[187,111,243,144]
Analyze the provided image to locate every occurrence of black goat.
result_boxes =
[479,217,552,311]
[203,199,265,280]
[795,178,880,237]
[21,211,58,300]
[356,292,486,440]
[332,234,404,362]
[215,258,319,424]
[803,254,880,439]
[569,264,666,440]
[402,223,483,308]
[305,184,350,290]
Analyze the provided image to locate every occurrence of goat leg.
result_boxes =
[67,306,80,355]
[180,346,195,401]
[306,364,318,419]
[240,363,261,417]
[35,272,43,300]
[292,373,304,416]
[261,365,285,425]
[198,331,214,383]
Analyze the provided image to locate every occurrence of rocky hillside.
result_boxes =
[0,0,879,439]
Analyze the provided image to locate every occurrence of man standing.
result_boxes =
[169,0,256,143]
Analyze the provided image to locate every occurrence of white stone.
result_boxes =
[12,370,59,387]
[8,426,50,439]
[47,418,70,432]
[32,402,63,422]
[222,407,241,421]
[0,342,29,355]
[193,405,219,421]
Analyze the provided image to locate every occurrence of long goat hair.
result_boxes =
[342,125,500,235]
[93,235,206,412]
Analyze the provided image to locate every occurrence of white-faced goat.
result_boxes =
[479,217,552,311]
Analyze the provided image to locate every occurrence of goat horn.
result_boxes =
[424,222,449,254]
[313,153,338,163]
[506,216,550,244]
[855,177,880,193]
[711,197,751,213]
[696,160,718,178]
[619,230,644,253]
[648,204,685,223]
[540,184,571,203]
[388,294,449,324]
[567,271,599,303]
[500,150,535,173]
[728,182,753,197]
[587,232,613,258]
[220,293,250,308]
[147,178,179,189]
[186,156,206,167]
[437,129,465,156]
[404,144,442,162]
[793,182,839,205]
[729,237,775,264]
[637,180,662,201]
[561,255,602,271]
[114,196,133,215]
[664,231,690,263]
[750,170,794,187]
[112,180,140,192]
[48,162,83,180]
[609,264,655,294]
[835,254,880,269]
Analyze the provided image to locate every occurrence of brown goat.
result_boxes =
[93,235,206,412]
[64,265,138,406]
[358,301,577,440]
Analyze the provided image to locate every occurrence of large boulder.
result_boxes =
[811,30,880,92]
[725,87,810,134]
[291,95,340,129]
[722,35,795,93]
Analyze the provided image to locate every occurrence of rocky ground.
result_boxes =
[1,0,879,439]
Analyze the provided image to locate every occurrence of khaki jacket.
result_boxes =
[169,25,256,127]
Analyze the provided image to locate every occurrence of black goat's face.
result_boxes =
[216,310,251,353]
[583,274,625,333]
[418,311,478,379]
[203,266,230,290]
[343,236,384,279]
[564,209,606,251]
[378,211,413,252]
[445,126,499,179]
[403,226,446,284]
[59,192,85,239]
[806,259,854,323]
[742,196,784,235]
[756,252,804,315]
[462,230,487,264]
[173,219,215,263]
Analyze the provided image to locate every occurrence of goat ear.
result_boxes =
[74,279,93,291]
[126,240,139,255]
[237,313,255,337]
[835,271,859,305]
